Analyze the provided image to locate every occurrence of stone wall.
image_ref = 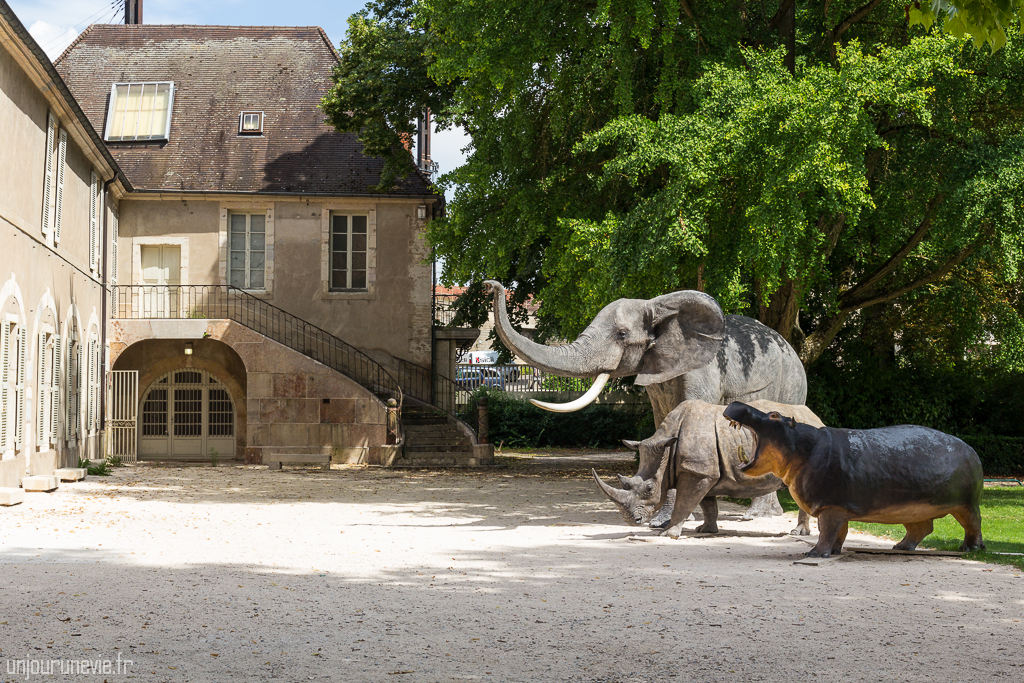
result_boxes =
[110,319,392,465]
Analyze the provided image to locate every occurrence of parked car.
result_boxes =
[455,367,505,391]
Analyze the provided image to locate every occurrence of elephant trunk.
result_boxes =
[484,280,608,378]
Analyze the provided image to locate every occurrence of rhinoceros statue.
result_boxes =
[593,399,824,538]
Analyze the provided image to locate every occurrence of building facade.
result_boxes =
[1,3,488,482]
[1,2,128,487]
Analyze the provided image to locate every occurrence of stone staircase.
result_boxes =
[393,403,492,468]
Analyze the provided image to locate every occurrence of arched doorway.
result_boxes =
[140,369,235,460]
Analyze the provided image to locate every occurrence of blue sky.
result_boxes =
[7,0,468,182]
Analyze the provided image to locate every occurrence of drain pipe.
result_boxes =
[98,177,115,445]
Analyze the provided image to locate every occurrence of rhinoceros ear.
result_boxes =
[653,437,677,482]
[622,439,641,451]
[636,291,725,386]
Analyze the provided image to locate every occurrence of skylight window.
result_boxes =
[104,82,174,141]
[239,111,263,135]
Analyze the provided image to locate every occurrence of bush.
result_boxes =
[957,435,1024,477]
[463,389,653,449]
[806,360,1024,476]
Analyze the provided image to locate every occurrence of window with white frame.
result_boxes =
[1,319,26,452]
[329,213,368,291]
[228,213,266,290]
[104,82,175,141]
[238,111,263,135]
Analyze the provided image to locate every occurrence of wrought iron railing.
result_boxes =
[453,364,642,396]
[111,285,403,409]
[432,293,460,327]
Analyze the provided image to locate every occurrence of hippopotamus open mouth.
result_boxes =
[723,402,762,471]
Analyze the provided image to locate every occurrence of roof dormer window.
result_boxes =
[104,82,174,141]
[239,111,263,135]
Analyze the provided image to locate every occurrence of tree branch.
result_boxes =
[842,223,996,311]
[841,194,945,302]
[769,0,797,29]
[832,0,886,43]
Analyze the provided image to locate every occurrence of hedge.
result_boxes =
[957,435,1024,478]
[463,389,653,449]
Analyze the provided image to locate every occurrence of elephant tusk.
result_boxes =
[530,373,611,413]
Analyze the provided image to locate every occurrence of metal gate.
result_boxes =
[107,370,138,463]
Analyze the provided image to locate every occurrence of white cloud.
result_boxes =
[27,20,80,60]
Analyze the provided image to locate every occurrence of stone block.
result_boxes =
[0,455,26,489]
[244,447,263,465]
[54,468,87,482]
[260,398,318,424]
[246,399,261,418]
[273,374,306,398]
[30,450,59,476]
[342,423,370,447]
[248,373,273,399]
[268,423,309,447]
[333,446,369,464]
[22,475,58,492]
[319,398,356,424]
[0,487,26,506]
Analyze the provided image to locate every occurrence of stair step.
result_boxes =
[406,445,474,454]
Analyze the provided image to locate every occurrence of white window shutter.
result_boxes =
[55,129,67,244]
[111,212,119,310]
[1,323,9,451]
[42,114,55,237]
[16,327,26,448]
[93,344,101,430]
[37,333,47,445]
[89,172,98,272]
[67,341,78,443]
[51,335,60,444]
[86,340,94,432]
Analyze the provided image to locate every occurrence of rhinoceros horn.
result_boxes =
[616,473,638,489]
[592,469,631,507]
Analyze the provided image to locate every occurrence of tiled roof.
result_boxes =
[54,24,433,197]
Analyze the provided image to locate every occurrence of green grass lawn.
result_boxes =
[773,487,1024,570]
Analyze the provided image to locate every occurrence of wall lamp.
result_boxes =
[184,342,193,355]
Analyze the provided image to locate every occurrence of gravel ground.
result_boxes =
[1,457,1021,683]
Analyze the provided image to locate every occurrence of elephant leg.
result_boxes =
[649,489,696,529]
[742,492,784,520]
[661,475,716,539]
[807,507,851,558]
[695,496,719,534]
[789,506,812,536]
[894,519,934,551]
[951,505,985,552]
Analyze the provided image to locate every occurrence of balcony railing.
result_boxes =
[111,285,403,410]
[432,293,461,327]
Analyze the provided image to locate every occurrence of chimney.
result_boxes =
[125,0,143,24]
[416,109,436,181]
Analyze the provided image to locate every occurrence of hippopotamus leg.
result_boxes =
[951,505,985,551]
[741,492,784,520]
[807,508,852,558]
[661,475,716,539]
[893,519,934,551]
[695,496,719,534]
[789,507,812,536]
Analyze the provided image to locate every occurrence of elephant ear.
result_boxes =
[636,290,726,386]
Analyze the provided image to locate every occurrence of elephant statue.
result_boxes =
[482,280,807,523]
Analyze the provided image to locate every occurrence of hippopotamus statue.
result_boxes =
[722,401,985,558]
[592,399,824,538]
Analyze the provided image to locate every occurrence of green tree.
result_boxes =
[325,1,1024,367]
